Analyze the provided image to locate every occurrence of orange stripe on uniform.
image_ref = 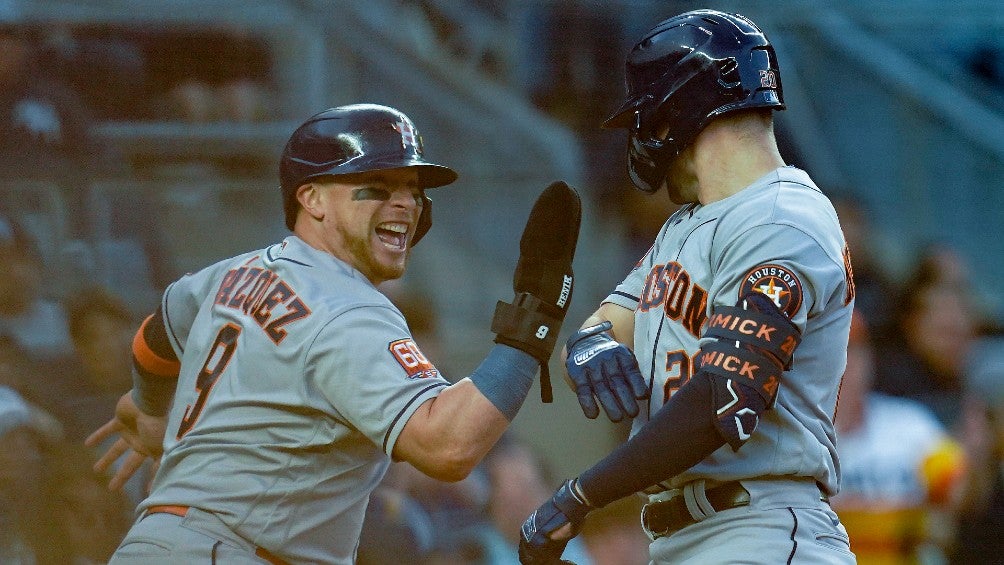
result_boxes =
[133,315,181,378]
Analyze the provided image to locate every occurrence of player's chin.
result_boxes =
[371,241,409,279]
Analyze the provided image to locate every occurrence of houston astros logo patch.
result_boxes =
[739,264,803,318]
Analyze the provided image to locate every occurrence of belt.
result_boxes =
[641,481,751,540]
[146,505,291,565]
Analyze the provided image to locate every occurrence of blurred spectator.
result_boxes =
[477,433,595,565]
[36,23,148,125]
[15,22,275,125]
[0,22,107,243]
[0,214,74,361]
[831,194,899,335]
[0,384,65,564]
[0,405,132,565]
[0,24,97,180]
[831,310,967,564]
[1,321,134,563]
[62,286,137,440]
[0,214,80,474]
[949,337,1004,564]
[139,26,274,123]
[362,434,604,564]
[358,476,437,564]
[872,245,983,429]
[45,440,134,564]
[0,335,63,440]
[512,0,630,131]
[360,459,490,564]
[62,285,155,508]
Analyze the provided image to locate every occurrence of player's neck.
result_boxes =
[691,117,785,205]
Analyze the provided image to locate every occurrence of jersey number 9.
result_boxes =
[177,323,242,439]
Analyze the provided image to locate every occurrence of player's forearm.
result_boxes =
[396,344,537,481]
[398,380,511,481]
[577,376,726,507]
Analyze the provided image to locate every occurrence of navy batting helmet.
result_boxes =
[604,10,785,193]
[279,104,458,244]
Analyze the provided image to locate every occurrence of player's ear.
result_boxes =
[296,182,326,223]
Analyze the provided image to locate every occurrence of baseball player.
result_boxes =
[518,10,858,564]
[85,103,582,565]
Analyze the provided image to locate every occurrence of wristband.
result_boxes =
[131,367,177,417]
[469,344,538,421]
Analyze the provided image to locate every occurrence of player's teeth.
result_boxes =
[380,223,407,233]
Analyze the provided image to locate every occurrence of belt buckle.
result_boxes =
[640,489,683,541]
[640,503,666,541]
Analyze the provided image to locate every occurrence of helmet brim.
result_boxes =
[414,164,458,188]
[602,98,642,129]
[304,160,458,189]
[370,159,458,188]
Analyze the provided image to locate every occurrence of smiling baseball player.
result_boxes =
[86,104,582,564]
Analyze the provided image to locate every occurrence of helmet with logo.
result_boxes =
[603,10,785,193]
[279,104,457,244]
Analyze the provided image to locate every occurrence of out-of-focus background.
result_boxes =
[0,0,1002,563]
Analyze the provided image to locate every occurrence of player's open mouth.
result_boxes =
[376,222,408,250]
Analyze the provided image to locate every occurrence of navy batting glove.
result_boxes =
[565,321,649,422]
[519,479,593,565]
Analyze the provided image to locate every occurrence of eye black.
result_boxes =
[351,187,391,201]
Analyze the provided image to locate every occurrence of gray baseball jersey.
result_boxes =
[603,166,854,496]
[140,235,450,564]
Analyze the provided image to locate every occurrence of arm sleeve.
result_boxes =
[577,374,726,508]
[131,305,181,416]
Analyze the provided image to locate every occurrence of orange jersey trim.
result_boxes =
[133,315,181,378]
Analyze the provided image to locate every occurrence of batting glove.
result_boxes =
[519,479,594,565]
[493,181,581,403]
[565,321,649,422]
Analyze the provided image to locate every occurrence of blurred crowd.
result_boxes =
[1,5,1003,565]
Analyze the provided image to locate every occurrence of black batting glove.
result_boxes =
[519,479,594,565]
[565,322,649,422]
[493,181,581,403]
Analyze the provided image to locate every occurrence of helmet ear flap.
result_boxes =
[412,195,432,246]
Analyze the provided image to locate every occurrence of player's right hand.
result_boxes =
[565,321,649,422]
[85,390,166,491]
[519,479,592,565]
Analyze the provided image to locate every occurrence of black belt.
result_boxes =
[641,481,751,540]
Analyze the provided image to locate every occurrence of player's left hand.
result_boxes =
[492,181,581,402]
[565,321,649,422]
[519,479,593,565]
[85,390,166,491]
